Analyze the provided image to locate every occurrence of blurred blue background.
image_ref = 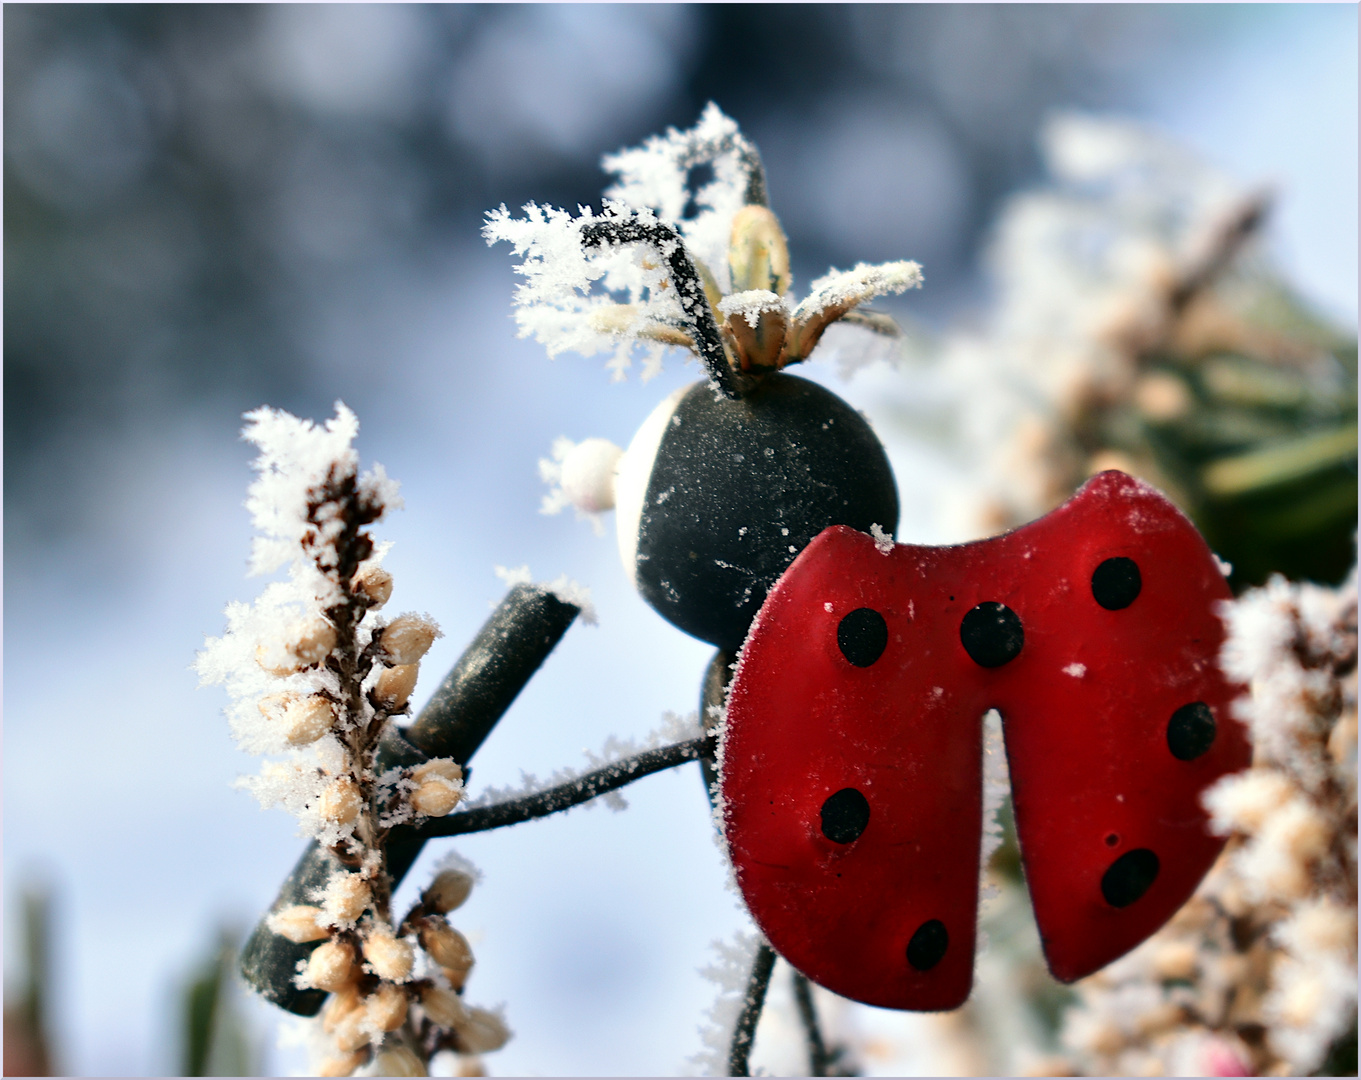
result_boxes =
[4,4,1356,1075]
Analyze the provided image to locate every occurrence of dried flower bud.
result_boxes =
[321,872,372,925]
[260,693,337,746]
[319,776,363,826]
[330,1005,370,1054]
[420,985,468,1029]
[354,564,394,609]
[454,1007,511,1054]
[268,904,329,943]
[412,758,462,785]
[419,918,474,973]
[363,927,415,982]
[322,986,363,1033]
[1288,899,1357,955]
[370,1046,426,1077]
[380,615,440,665]
[375,664,419,709]
[317,1050,366,1077]
[306,940,357,992]
[411,779,462,818]
[424,869,475,914]
[442,965,471,992]
[1150,940,1199,981]
[366,982,409,1032]
[255,617,338,676]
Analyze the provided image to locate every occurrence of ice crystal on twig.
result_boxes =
[485,104,921,388]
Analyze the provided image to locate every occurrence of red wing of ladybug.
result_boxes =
[721,471,1249,1008]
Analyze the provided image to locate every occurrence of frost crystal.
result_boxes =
[691,929,764,1076]
[486,104,922,384]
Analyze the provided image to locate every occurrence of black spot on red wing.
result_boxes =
[960,602,1024,667]
[1105,833,1120,847]
[1167,702,1216,761]
[1092,556,1142,610]
[906,919,948,971]
[1102,849,1159,907]
[837,608,888,667]
[820,788,870,844]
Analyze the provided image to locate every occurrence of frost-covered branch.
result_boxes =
[201,405,524,1076]
[579,214,742,398]
[418,734,717,839]
[728,942,777,1077]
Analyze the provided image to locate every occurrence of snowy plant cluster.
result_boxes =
[921,113,1354,549]
[1056,568,1358,1077]
[484,102,921,389]
[197,405,509,1077]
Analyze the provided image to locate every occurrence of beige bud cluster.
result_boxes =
[410,759,463,818]
[363,925,415,982]
[375,663,420,709]
[259,692,336,746]
[380,614,440,665]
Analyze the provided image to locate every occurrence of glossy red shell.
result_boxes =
[721,471,1250,1009]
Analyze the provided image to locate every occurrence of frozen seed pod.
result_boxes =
[374,663,419,709]
[365,982,409,1033]
[318,776,363,826]
[411,759,462,784]
[380,615,440,665]
[322,872,372,925]
[322,986,363,1033]
[454,1007,511,1054]
[259,693,336,747]
[267,904,329,943]
[418,918,474,973]
[420,985,468,1029]
[363,927,415,982]
[255,617,338,676]
[306,940,357,993]
[424,869,475,914]
[331,1006,370,1054]
[353,564,394,608]
[369,1045,426,1077]
[411,779,462,818]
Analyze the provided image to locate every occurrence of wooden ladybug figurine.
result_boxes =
[490,105,1249,1012]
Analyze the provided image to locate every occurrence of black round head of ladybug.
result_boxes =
[489,105,920,651]
[615,373,898,651]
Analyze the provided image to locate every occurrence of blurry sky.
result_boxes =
[3,5,1357,1076]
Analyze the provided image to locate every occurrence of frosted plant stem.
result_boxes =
[418,735,717,839]
[791,970,836,1077]
[727,942,776,1077]
[579,217,748,400]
